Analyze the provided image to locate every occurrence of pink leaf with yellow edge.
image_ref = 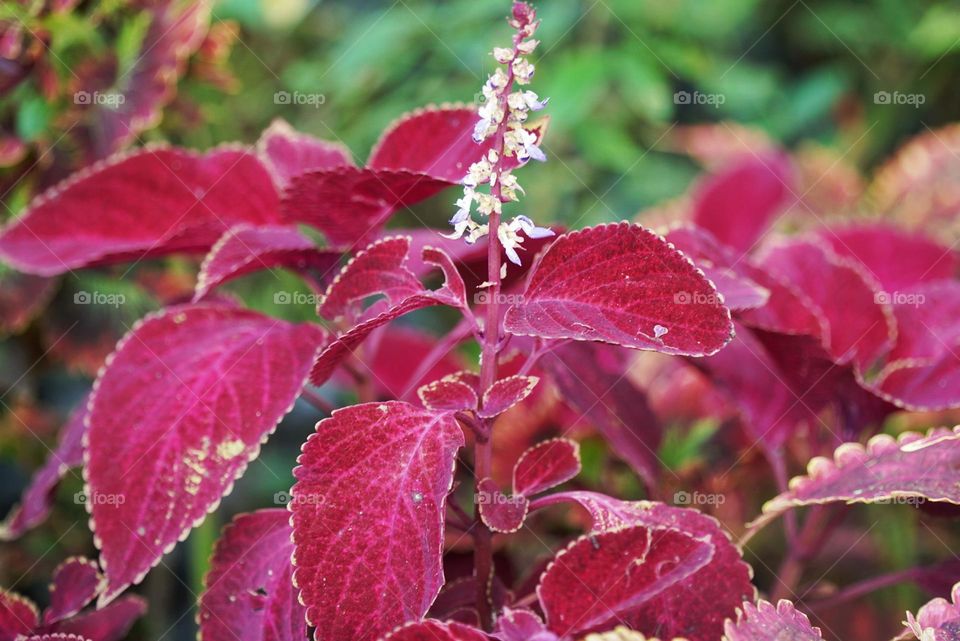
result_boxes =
[194,224,340,301]
[535,492,755,641]
[691,153,794,253]
[0,590,39,640]
[418,375,478,412]
[722,600,823,641]
[752,427,960,530]
[478,375,539,418]
[257,119,353,190]
[44,558,102,625]
[493,608,557,641]
[477,478,528,533]
[1,396,87,540]
[17,634,90,641]
[512,438,580,497]
[379,620,491,641]
[47,596,145,641]
[282,167,450,250]
[0,147,280,276]
[421,246,469,311]
[199,509,304,641]
[905,582,960,641]
[816,223,958,291]
[537,524,714,638]
[755,239,895,368]
[290,402,464,641]
[85,304,326,605]
[504,222,733,356]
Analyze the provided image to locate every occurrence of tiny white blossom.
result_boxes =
[513,214,554,239]
[511,57,535,84]
[493,47,514,64]
[517,39,539,54]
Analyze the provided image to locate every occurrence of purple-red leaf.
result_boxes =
[418,375,478,412]
[753,427,960,529]
[477,478,528,534]
[0,590,39,640]
[379,620,490,641]
[194,224,340,301]
[537,524,714,637]
[723,600,824,641]
[257,119,353,190]
[44,558,102,625]
[504,222,733,356]
[17,634,90,641]
[478,375,539,419]
[512,438,581,497]
[492,608,556,641]
[199,509,304,641]
[0,396,87,540]
[47,596,145,641]
[0,147,280,276]
[85,305,325,604]
[691,153,793,253]
[905,582,960,641]
[290,402,464,641]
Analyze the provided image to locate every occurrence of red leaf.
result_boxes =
[478,375,539,419]
[195,224,340,301]
[0,147,280,276]
[817,223,958,291]
[45,558,102,625]
[290,402,464,641]
[906,581,960,641]
[85,305,325,604]
[257,119,353,190]
[492,608,556,641]
[47,596,145,641]
[755,240,895,368]
[512,438,581,497]
[1,396,87,540]
[17,634,90,641]
[691,153,794,253]
[537,524,714,637]
[539,492,755,641]
[0,590,38,640]
[357,326,466,401]
[723,600,823,641]
[379,620,490,641]
[504,223,733,356]
[418,375,479,412]
[541,342,662,487]
[0,271,56,334]
[199,509,304,641]
[282,168,450,249]
[476,478,528,533]
[752,427,960,530]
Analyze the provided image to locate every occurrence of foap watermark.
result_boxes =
[274,491,325,507]
[673,490,725,506]
[74,291,126,308]
[674,90,725,108]
[475,490,526,508]
[873,495,926,507]
[874,91,925,108]
[274,90,326,108]
[74,90,125,108]
[874,290,925,308]
[674,291,722,306]
[274,291,322,305]
[74,491,125,506]
[474,291,525,306]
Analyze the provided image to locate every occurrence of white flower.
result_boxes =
[464,159,493,188]
[517,39,539,54]
[498,216,555,265]
[493,47,514,64]
[513,214,554,239]
[451,189,474,224]
[511,57,535,85]
[472,117,491,143]
[510,125,545,163]
[498,170,524,201]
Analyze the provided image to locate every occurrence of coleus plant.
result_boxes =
[3,3,960,641]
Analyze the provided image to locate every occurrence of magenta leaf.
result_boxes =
[282,167,450,250]
[539,492,755,641]
[477,478,529,533]
[194,224,340,301]
[379,620,490,641]
[541,342,662,487]
[512,438,581,497]
[906,582,960,641]
[691,153,794,253]
[0,147,280,276]
[817,223,958,291]
[46,596,146,641]
[1,396,87,540]
[418,375,479,412]
[358,327,466,401]
[492,608,557,641]
[723,600,824,641]
[0,270,56,334]
[17,634,90,641]
[698,266,769,312]
[84,304,326,604]
[537,524,714,637]
[753,427,960,529]
[199,509,304,641]
[290,402,464,641]
[478,375,539,419]
[44,558,102,625]
[503,222,733,356]
[257,119,353,190]
[0,590,39,640]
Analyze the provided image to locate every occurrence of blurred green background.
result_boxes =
[2,1,960,639]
